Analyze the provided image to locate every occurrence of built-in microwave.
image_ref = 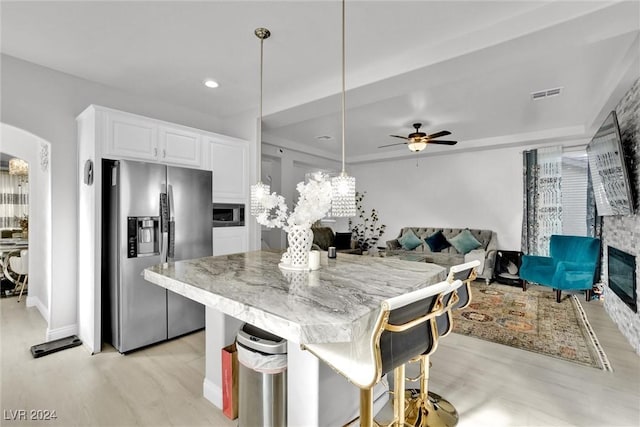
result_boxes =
[212,203,245,227]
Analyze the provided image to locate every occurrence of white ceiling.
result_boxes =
[2,1,639,163]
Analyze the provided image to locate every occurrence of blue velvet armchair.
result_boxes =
[520,235,601,303]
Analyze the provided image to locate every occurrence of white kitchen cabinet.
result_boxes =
[210,137,248,201]
[158,126,202,167]
[102,108,204,169]
[212,227,248,256]
[104,110,158,161]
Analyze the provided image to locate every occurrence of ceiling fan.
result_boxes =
[379,123,458,152]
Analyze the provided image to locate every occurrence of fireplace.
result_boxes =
[608,246,637,313]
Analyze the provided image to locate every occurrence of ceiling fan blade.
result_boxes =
[389,135,409,140]
[428,140,458,145]
[426,130,451,139]
[378,142,407,148]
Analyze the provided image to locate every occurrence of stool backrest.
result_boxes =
[437,260,480,337]
[377,279,463,376]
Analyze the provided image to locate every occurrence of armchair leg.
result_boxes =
[556,289,562,303]
[522,281,527,292]
[585,289,592,302]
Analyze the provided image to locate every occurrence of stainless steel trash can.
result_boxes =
[237,323,287,427]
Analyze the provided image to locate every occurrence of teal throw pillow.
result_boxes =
[447,229,482,254]
[398,230,423,250]
[425,230,451,252]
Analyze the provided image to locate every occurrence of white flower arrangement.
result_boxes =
[254,172,332,232]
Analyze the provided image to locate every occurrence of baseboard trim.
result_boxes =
[203,378,223,409]
[46,323,79,342]
[26,296,49,322]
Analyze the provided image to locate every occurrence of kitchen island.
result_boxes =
[143,250,446,426]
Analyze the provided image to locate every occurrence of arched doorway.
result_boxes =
[1,123,52,332]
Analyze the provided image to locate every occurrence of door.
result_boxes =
[116,161,168,352]
[166,166,212,338]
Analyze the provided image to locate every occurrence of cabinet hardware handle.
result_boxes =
[154,148,158,157]
[163,149,166,158]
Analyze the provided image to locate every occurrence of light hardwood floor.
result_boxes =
[1,285,639,427]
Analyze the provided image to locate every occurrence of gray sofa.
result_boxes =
[386,227,498,283]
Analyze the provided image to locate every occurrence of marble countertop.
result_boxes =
[143,250,446,344]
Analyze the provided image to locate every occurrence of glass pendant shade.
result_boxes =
[9,158,28,176]
[250,181,270,216]
[331,173,356,217]
[407,141,427,152]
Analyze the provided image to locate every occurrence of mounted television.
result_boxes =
[586,110,634,216]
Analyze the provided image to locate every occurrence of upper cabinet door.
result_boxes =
[159,126,202,168]
[105,112,158,160]
[210,138,248,201]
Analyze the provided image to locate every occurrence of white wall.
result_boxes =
[0,54,250,339]
[351,147,526,250]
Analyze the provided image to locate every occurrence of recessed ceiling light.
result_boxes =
[204,79,219,89]
[316,135,333,141]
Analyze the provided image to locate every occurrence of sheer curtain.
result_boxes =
[0,170,29,228]
[522,146,563,256]
[522,146,603,256]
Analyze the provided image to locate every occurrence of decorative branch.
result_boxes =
[348,192,386,251]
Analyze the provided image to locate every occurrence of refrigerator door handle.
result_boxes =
[160,192,168,263]
[167,184,175,261]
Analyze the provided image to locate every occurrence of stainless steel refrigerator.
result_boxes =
[102,159,212,353]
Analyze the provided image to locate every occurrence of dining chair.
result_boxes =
[304,278,464,426]
[9,249,28,302]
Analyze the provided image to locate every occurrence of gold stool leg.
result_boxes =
[393,364,406,426]
[404,355,459,427]
[360,388,374,427]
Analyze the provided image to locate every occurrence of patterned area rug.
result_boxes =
[452,282,612,371]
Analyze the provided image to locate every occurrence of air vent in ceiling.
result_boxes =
[531,87,563,100]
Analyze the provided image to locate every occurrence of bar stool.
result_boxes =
[304,278,464,427]
[405,260,480,427]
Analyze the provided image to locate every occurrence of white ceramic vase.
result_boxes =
[287,226,314,269]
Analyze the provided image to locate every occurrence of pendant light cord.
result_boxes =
[258,35,264,181]
[341,0,346,175]
[254,28,270,184]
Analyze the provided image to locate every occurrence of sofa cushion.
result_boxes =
[447,229,482,254]
[425,230,451,252]
[398,229,423,250]
[423,252,465,267]
[334,232,353,250]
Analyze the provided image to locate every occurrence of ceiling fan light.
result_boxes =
[407,141,427,152]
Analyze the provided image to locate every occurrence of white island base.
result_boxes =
[202,307,389,426]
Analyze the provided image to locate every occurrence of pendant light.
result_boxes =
[331,0,356,217]
[250,27,271,216]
